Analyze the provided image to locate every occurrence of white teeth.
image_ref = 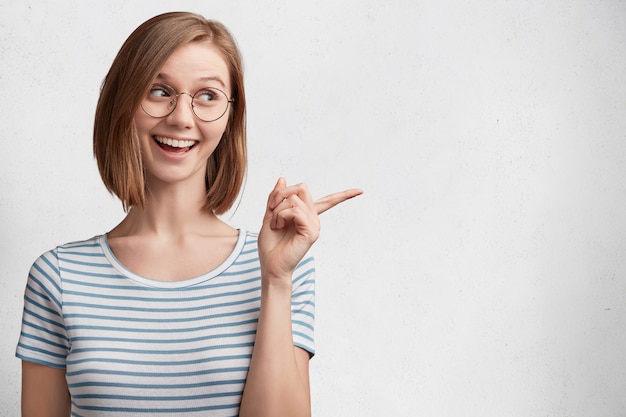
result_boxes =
[155,136,195,148]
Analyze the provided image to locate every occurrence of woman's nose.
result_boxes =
[166,92,196,127]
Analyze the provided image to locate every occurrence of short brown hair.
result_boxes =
[93,12,246,214]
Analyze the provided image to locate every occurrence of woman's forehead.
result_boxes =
[157,41,231,90]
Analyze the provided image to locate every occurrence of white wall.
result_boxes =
[2,1,626,415]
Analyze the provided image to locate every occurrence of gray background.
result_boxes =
[2,1,626,415]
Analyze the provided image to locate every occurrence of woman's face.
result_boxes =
[134,40,232,192]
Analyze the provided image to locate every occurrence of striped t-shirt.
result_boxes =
[16,230,315,416]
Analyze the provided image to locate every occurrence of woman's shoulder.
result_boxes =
[242,229,258,241]
[235,230,259,257]
[32,235,104,266]
[57,235,103,250]
[27,235,109,291]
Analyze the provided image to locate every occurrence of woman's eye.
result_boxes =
[148,85,171,98]
[196,90,217,102]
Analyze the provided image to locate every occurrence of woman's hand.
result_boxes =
[258,177,363,283]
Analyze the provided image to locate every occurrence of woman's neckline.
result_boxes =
[99,229,247,289]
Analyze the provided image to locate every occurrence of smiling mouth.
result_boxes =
[153,136,197,153]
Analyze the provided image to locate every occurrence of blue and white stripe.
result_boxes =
[17,230,315,416]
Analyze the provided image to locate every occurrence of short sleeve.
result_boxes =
[16,249,69,368]
[291,256,316,356]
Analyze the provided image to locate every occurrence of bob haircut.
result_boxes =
[94,12,246,214]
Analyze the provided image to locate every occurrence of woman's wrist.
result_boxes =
[260,272,293,291]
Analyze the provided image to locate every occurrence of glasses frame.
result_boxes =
[140,84,235,122]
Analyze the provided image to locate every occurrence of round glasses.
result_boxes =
[141,83,234,122]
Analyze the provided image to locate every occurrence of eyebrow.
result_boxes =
[155,73,227,88]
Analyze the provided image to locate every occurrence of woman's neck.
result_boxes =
[109,180,234,239]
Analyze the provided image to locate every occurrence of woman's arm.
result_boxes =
[239,278,312,417]
[240,179,316,417]
[22,361,70,417]
[239,179,361,417]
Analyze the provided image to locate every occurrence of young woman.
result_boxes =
[16,12,361,417]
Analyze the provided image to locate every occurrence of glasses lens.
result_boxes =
[192,87,230,122]
[142,84,177,118]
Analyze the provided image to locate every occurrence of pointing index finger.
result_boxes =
[314,188,363,215]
